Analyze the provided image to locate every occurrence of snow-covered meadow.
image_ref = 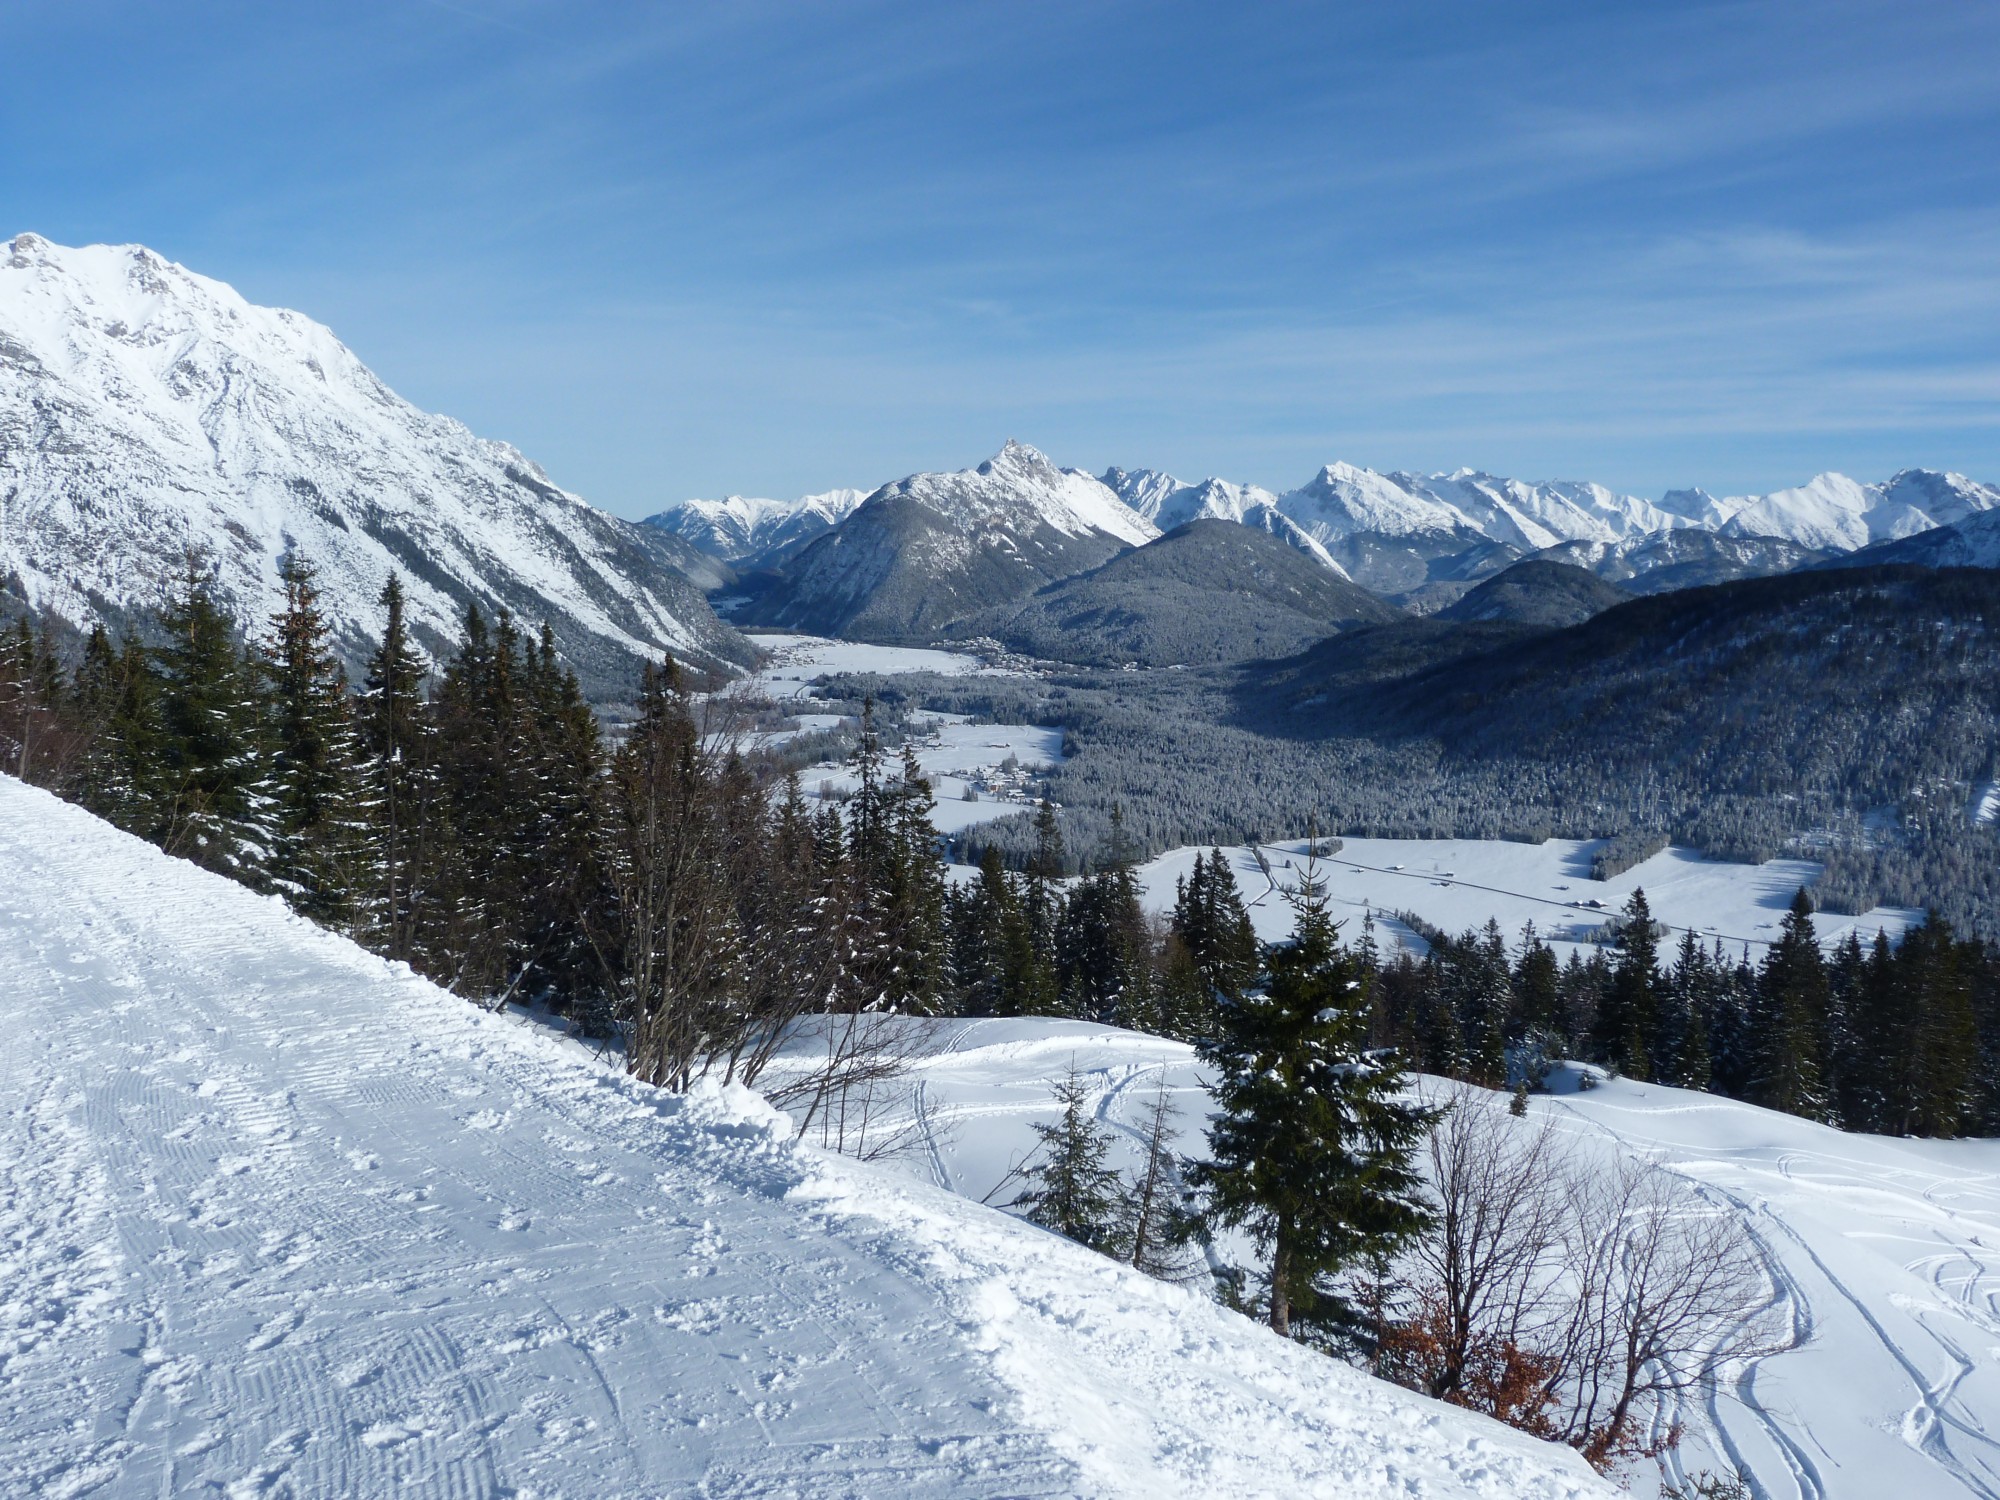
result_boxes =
[726,632,1066,832]
[0,775,1610,1500]
[1132,837,1924,962]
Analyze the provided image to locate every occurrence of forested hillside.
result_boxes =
[834,567,2000,938]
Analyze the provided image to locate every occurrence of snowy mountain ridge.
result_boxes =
[880,439,1159,549]
[0,233,751,689]
[647,487,870,568]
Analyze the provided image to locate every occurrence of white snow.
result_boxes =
[0,774,1613,1498]
[649,489,870,563]
[877,441,1159,550]
[1134,836,1922,960]
[1097,454,2000,565]
[1971,782,2000,827]
[739,631,998,699]
[789,1015,2000,1500]
[0,234,734,671]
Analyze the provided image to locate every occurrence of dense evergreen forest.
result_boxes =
[4,557,1997,1139]
[842,566,2000,942]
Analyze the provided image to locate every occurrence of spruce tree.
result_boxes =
[1601,889,1662,1077]
[1187,854,1435,1340]
[261,555,367,924]
[1011,1064,1127,1254]
[1895,914,1979,1138]
[150,552,274,883]
[1751,889,1832,1120]
[355,573,436,961]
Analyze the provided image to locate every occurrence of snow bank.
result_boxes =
[0,776,1609,1499]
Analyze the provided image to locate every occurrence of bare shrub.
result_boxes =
[1378,1084,1790,1474]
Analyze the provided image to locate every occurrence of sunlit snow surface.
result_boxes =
[774,1016,2000,1500]
[735,633,1063,832]
[1134,837,1922,961]
[0,776,1611,1500]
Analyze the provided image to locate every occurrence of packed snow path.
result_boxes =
[0,778,1610,1500]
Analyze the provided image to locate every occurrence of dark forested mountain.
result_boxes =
[1439,560,1631,627]
[966,519,1404,666]
[740,442,1157,642]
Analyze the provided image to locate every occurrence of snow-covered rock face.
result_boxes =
[647,488,869,568]
[885,439,1158,548]
[1718,469,2000,551]
[0,234,751,690]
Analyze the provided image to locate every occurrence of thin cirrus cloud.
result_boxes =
[0,0,1995,508]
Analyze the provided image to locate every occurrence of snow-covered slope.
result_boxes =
[0,234,752,689]
[1104,467,1350,575]
[1719,470,2000,551]
[646,487,870,569]
[1825,504,2000,572]
[818,1014,2000,1500]
[746,442,1161,641]
[0,774,1611,1500]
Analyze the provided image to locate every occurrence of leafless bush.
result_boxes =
[763,1013,944,1162]
[1378,1084,1790,1474]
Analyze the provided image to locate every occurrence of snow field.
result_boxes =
[730,634,1063,833]
[807,1017,2000,1499]
[1135,836,1923,962]
[0,776,1611,1499]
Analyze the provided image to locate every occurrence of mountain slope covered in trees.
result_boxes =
[966,519,1403,666]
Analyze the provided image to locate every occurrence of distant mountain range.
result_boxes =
[7,233,1996,692]
[0,235,752,691]
[653,447,2000,633]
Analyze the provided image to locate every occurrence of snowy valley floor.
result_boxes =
[0,776,1607,1500]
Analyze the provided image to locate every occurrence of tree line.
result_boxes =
[1370,886,2000,1137]
[1,557,962,1092]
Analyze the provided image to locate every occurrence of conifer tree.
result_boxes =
[1011,1064,1127,1254]
[261,555,367,924]
[1751,889,1832,1120]
[150,552,275,883]
[1188,853,1435,1339]
[1601,889,1662,1077]
[1894,913,1979,1138]
[355,573,435,960]
[1120,1079,1201,1283]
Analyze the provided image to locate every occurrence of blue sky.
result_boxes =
[5,0,1997,514]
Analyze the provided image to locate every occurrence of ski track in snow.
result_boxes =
[831,1019,2000,1500]
[0,777,1612,1500]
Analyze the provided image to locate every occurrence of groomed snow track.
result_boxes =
[0,777,1610,1500]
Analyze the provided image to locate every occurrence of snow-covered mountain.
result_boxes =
[1718,469,2000,551]
[0,234,753,691]
[1098,460,2000,602]
[0,773,1614,1500]
[1103,467,1349,576]
[646,487,870,571]
[1829,504,2000,572]
[746,440,1161,641]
